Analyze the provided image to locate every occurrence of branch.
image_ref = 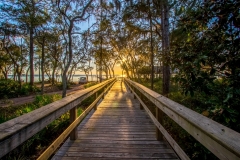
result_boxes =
[72,0,94,21]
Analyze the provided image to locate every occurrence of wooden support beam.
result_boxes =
[125,78,240,160]
[70,106,78,140]
[94,92,98,110]
[156,107,163,140]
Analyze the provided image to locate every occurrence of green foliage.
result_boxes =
[0,94,61,124]
[84,82,98,88]
[2,112,69,160]
[56,82,70,90]
[171,0,240,132]
[162,114,217,160]
[1,94,65,160]
[0,79,20,98]
[34,94,61,107]
[19,83,40,95]
[138,78,220,159]
[0,79,40,98]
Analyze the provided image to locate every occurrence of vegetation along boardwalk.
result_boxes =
[52,81,179,160]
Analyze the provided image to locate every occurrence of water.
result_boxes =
[7,75,98,82]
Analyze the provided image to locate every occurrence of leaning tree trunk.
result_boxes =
[62,23,73,98]
[161,0,170,96]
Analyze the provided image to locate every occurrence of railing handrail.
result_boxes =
[125,78,240,160]
[0,78,116,158]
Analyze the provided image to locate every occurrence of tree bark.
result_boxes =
[161,0,170,96]
[26,67,30,83]
[29,27,34,86]
[62,22,73,97]
[148,0,154,90]
[41,38,45,94]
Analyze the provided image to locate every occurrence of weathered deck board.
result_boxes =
[52,81,179,160]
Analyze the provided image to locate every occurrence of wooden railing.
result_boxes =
[124,78,240,160]
[0,78,116,159]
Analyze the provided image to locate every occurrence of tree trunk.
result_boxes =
[41,38,45,94]
[39,56,41,82]
[111,67,115,77]
[29,27,34,86]
[62,22,73,98]
[26,67,30,83]
[16,65,22,89]
[3,69,7,79]
[13,64,16,81]
[148,0,154,90]
[161,0,170,96]
[52,64,56,85]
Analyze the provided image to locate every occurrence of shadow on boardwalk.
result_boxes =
[52,81,179,160]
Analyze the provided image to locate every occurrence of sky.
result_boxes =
[76,17,123,76]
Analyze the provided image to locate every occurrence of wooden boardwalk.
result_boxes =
[52,81,179,160]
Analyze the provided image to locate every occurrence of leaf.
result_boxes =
[190,89,194,97]
[210,68,215,75]
[223,93,233,103]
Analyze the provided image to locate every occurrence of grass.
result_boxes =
[0,94,61,124]
[84,81,99,88]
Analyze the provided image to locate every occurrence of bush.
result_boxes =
[0,94,61,124]
[35,94,61,107]
[0,94,66,160]
[0,79,40,98]
[84,82,98,89]
[56,82,70,90]
[0,79,19,98]
[19,83,40,95]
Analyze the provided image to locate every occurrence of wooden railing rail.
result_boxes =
[125,78,240,160]
[0,78,116,158]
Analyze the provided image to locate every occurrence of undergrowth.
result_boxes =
[0,88,98,159]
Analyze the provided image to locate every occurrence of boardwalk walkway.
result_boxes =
[52,81,179,160]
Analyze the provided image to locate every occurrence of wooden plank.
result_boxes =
[125,78,240,160]
[62,141,169,148]
[59,146,175,153]
[63,139,169,145]
[52,157,179,160]
[52,81,178,160]
[37,87,111,160]
[54,152,177,159]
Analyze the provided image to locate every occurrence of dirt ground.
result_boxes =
[0,83,85,108]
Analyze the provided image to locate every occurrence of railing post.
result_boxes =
[132,87,136,99]
[94,92,98,110]
[70,106,78,140]
[140,93,143,110]
[156,107,163,140]
[102,88,105,99]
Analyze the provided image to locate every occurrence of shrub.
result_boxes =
[0,79,19,98]
[0,79,41,98]
[56,82,70,90]
[84,82,98,88]
[35,94,61,107]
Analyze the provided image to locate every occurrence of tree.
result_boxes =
[36,28,56,94]
[160,0,170,96]
[172,0,240,132]
[53,0,94,97]
[1,0,50,86]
